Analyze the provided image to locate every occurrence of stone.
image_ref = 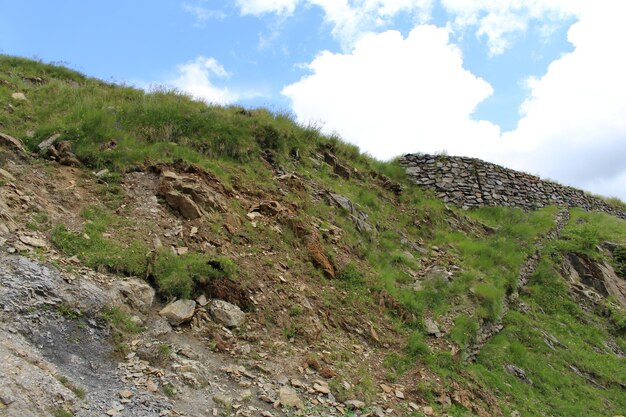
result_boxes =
[196,294,209,306]
[345,400,365,409]
[213,394,233,408]
[162,190,204,219]
[423,406,435,416]
[424,318,442,337]
[159,299,196,326]
[0,168,15,182]
[504,364,532,385]
[0,132,26,153]
[37,133,61,150]
[313,382,330,394]
[95,168,109,178]
[150,316,172,336]
[395,389,404,399]
[146,380,158,392]
[119,389,133,399]
[380,384,392,393]
[279,387,303,409]
[11,92,27,101]
[210,299,245,327]
[18,235,46,248]
[111,279,155,312]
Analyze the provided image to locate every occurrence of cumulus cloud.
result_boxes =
[282,26,500,160]
[495,0,626,197]
[236,0,575,52]
[169,56,238,104]
[282,0,626,199]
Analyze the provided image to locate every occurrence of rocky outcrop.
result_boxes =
[400,154,625,218]
[157,168,228,220]
[563,253,626,308]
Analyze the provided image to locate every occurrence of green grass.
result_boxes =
[467,258,626,417]
[4,56,626,417]
[100,306,142,334]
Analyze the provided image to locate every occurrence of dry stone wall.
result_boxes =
[399,154,626,219]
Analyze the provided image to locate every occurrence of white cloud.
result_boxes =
[441,0,577,55]
[235,0,432,48]
[282,26,500,160]
[282,1,626,199]
[307,0,433,49]
[236,0,300,16]
[494,0,626,197]
[170,56,238,104]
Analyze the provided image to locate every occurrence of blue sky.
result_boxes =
[1,1,625,199]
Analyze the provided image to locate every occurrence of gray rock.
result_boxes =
[37,133,61,150]
[210,299,245,327]
[345,400,365,409]
[159,299,196,326]
[110,279,155,312]
[279,387,303,409]
[424,318,441,337]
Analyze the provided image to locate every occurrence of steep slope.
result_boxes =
[1,56,625,417]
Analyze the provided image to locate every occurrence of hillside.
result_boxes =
[1,56,625,417]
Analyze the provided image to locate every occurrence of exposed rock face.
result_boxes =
[210,299,246,328]
[400,154,625,219]
[159,299,196,326]
[563,253,626,308]
[157,168,228,219]
[326,192,373,235]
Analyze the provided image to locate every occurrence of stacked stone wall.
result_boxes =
[399,154,625,219]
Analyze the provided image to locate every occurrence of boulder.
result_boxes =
[159,299,196,326]
[162,189,204,219]
[111,279,155,313]
[424,318,442,337]
[279,387,303,409]
[210,299,245,327]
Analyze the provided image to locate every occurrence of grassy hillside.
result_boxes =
[1,56,625,417]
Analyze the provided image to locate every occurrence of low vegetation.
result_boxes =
[2,56,625,417]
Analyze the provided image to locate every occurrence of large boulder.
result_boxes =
[279,387,303,409]
[210,299,245,328]
[110,279,155,313]
[159,299,196,326]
